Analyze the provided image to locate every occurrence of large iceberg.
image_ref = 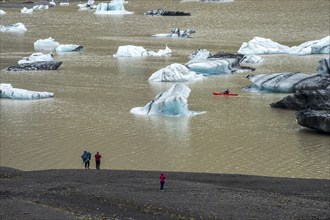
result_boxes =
[246,72,330,93]
[185,50,255,75]
[238,36,330,55]
[18,53,54,64]
[0,83,54,100]
[149,63,205,82]
[94,0,133,15]
[0,23,27,33]
[130,84,203,116]
[113,45,171,57]
[34,37,60,51]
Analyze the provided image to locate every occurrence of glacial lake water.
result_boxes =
[0,0,329,179]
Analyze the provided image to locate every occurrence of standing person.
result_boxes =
[81,150,91,169]
[159,173,166,191]
[95,152,102,170]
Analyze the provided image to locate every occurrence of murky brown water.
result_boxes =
[0,0,329,179]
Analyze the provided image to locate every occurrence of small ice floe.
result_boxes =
[56,44,83,52]
[113,45,171,57]
[0,22,27,33]
[60,0,69,6]
[130,83,204,116]
[238,36,330,55]
[34,37,60,51]
[49,0,56,6]
[144,9,190,16]
[0,83,54,100]
[152,28,195,38]
[5,61,63,71]
[94,0,133,15]
[18,53,54,65]
[21,7,33,14]
[149,63,205,82]
[78,0,96,10]
[33,5,49,10]
[0,9,6,15]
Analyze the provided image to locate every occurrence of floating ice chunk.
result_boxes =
[188,49,212,61]
[33,5,49,10]
[94,0,133,15]
[238,36,330,55]
[130,84,203,116]
[0,9,6,15]
[21,7,33,14]
[113,45,171,57]
[0,23,27,33]
[238,37,289,55]
[288,36,330,55]
[152,28,195,38]
[34,37,60,51]
[6,61,62,71]
[56,44,83,52]
[18,53,54,65]
[49,0,56,6]
[246,72,329,93]
[149,63,204,82]
[0,83,54,100]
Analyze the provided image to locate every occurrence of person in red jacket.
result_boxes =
[159,173,166,191]
[95,152,102,170]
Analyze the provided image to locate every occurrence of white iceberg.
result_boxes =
[94,0,133,15]
[0,83,54,100]
[33,5,49,10]
[113,45,171,57]
[238,36,330,55]
[238,37,289,55]
[130,84,203,116]
[0,23,27,33]
[49,0,56,6]
[149,63,205,82]
[34,37,60,51]
[288,36,330,55]
[0,9,6,15]
[56,44,83,52]
[18,53,54,65]
[21,7,33,14]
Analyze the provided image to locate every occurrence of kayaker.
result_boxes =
[223,89,230,94]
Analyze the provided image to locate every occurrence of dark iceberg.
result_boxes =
[296,110,330,133]
[144,9,191,16]
[6,61,62,71]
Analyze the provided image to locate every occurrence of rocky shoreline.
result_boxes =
[1,167,329,219]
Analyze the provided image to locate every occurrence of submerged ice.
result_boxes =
[130,84,203,116]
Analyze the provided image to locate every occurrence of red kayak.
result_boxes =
[213,92,238,96]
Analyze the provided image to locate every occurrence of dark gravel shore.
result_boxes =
[0,167,329,220]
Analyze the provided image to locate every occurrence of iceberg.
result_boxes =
[18,53,54,65]
[238,36,330,55]
[33,5,49,10]
[241,55,264,64]
[152,28,195,38]
[56,44,84,52]
[0,83,54,100]
[0,23,27,33]
[113,45,171,57]
[144,9,191,16]
[149,63,205,82]
[49,0,56,6]
[0,9,6,15]
[6,61,62,71]
[34,37,60,51]
[246,72,330,93]
[94,0,133,15]
[21,7,33,14]
[316,57,330,75]
[130,84,203,116]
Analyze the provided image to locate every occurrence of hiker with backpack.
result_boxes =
[81,150,91,169]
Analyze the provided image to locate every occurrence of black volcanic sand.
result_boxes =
[0,167,329,220]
